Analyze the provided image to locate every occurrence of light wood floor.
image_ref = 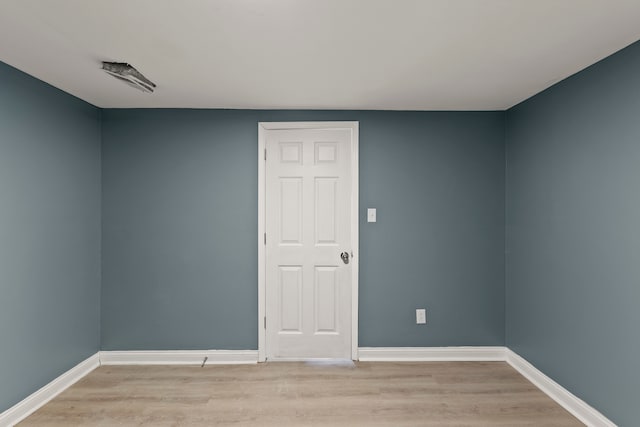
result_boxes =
[20,362,583,426]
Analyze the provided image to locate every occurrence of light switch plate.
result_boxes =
[367,208,376,222]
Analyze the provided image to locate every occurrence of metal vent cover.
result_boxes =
[101,62,156,93]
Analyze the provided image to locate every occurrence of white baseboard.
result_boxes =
[99,350,259,365]
[358,346,507,362]
[505,349,615,427]
[0,352,100,427]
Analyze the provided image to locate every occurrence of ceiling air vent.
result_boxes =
[102,62,156,93]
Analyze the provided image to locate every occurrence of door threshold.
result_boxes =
[266,358,356,367]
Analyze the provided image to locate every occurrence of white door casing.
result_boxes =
[258,122,358,361]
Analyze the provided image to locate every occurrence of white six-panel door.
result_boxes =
[260,123,358,360]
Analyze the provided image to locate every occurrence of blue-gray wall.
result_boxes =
[506,40,640,426]
[0,62,101,412]
[101,110,505,350]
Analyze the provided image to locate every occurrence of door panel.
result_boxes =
[265,128,352,360]
[279,266,302,333]
[279,178,302,244]
[315,178,337,244]
[314,266,338,333]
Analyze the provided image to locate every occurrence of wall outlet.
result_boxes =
[416,308,426,324]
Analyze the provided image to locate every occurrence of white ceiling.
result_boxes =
[1,0,640,110]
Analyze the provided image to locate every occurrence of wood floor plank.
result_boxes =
[19,362,584,426]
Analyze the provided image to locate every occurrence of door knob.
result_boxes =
[340,252,350,264]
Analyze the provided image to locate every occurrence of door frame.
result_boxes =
[258,121,359,362]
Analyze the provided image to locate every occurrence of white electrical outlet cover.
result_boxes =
[416,308,426,324]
